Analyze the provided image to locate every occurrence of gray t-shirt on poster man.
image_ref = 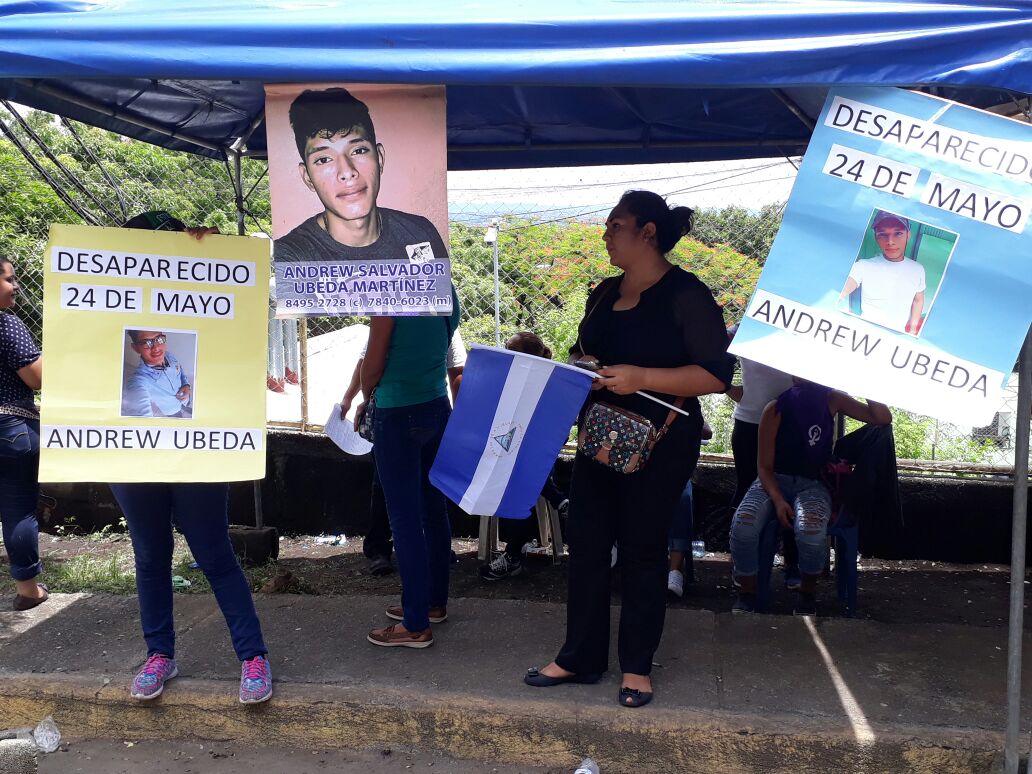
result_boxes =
[274,207,448,264]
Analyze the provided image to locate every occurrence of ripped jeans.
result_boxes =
[729,475,831,577]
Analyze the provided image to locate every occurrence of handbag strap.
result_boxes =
[654,397,687,439]
[578,277,688,436]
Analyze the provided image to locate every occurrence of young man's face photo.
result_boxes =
[299,127,385,227]
[131,331,167,367]
[874,222,910,262]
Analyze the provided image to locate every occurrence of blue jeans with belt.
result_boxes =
[110,482,267,661]
[372,396,452,632]
[0,415,42,582]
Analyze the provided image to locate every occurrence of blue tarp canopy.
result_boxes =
[0,1,1029,169]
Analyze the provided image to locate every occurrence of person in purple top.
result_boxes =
[729,379,890,616]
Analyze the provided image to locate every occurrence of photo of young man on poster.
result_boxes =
[838,209,957,337]
[273,87,448,268]
[121,329,197,419]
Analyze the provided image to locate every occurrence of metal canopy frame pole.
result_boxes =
[1005,326,1032,773]
[15,78,226,155]
[228,147,266,531]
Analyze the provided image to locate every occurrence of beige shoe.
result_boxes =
[367,624,433,649]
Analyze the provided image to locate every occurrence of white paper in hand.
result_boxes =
[325,403,373,456]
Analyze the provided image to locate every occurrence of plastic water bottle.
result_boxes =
[692,539,706,559]
[32,716,61,753]
[574,758,600,774]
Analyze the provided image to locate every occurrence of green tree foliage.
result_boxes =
[691,203,784,265]
[0,111,994,465]
[450,214,764,357]
[0,110,270,338]
[845,409,993,464]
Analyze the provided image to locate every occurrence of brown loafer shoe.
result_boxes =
[13,584,49,612]
[367,624,434,648]
[385,605,447,624]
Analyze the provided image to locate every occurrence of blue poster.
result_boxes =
[730,87,1032,426]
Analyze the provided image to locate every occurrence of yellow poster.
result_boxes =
[39,224,269,482]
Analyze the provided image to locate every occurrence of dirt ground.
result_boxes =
[2,532,1027,627]
[38,739,558,774]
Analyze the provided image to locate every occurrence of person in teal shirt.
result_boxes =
[357,286,459,649]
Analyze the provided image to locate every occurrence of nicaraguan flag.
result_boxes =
[430,345,593,518]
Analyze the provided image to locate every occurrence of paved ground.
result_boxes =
[39,739,557,773]
[0,589,1027,772]
[3,532,1025,628]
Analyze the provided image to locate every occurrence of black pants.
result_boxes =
[557,434,697,676]
[362,460,392,559]
[500,473,567,560]
[730,417,798,567]
[730,418,759,509]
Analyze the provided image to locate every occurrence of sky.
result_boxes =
[447,157,801,225]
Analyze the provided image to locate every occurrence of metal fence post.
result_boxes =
[489,218,501,346]
[228,147,266,530]
[299,317,310,432]
[1005,326,1032,774]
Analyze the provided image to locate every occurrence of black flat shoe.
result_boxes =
[618,686,653,708]
[524,667,602,687]
[13,584,48,612]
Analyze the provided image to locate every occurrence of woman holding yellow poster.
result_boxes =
[0,256,47,611]
[108,212,273,705]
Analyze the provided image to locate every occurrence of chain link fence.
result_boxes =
[0,108,1026,470]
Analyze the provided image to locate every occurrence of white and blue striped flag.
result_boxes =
[430,345,593,518]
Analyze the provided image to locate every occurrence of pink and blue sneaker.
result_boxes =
[239,655,273,704]
[130,654,178,700]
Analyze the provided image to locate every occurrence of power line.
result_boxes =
[488,163,794,224]
[449,159,793,194]
[498,173,796,232]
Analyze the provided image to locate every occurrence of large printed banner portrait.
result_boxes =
[731,87,1032,426]
[266,83,452,317]
[39,224,269,482]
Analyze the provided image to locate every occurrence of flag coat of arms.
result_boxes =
[430,345,593,518]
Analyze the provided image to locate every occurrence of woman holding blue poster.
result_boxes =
[524,190,732,708]
[0,256,47,611]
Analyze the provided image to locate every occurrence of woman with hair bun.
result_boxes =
[524,190,732,708]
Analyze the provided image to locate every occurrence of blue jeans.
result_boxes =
[729,475,832,577]
[668,480,694,553]
[373,396,451,632]
[0,415,41,581]
[110,483,267,661]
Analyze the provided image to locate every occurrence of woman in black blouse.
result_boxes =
[524,191,731,707]
[0,257,47,610]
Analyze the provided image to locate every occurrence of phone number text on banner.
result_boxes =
[275,258,452,316]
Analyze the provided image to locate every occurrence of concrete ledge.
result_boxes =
[0,672,1006,773]
[0,739,37,774]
